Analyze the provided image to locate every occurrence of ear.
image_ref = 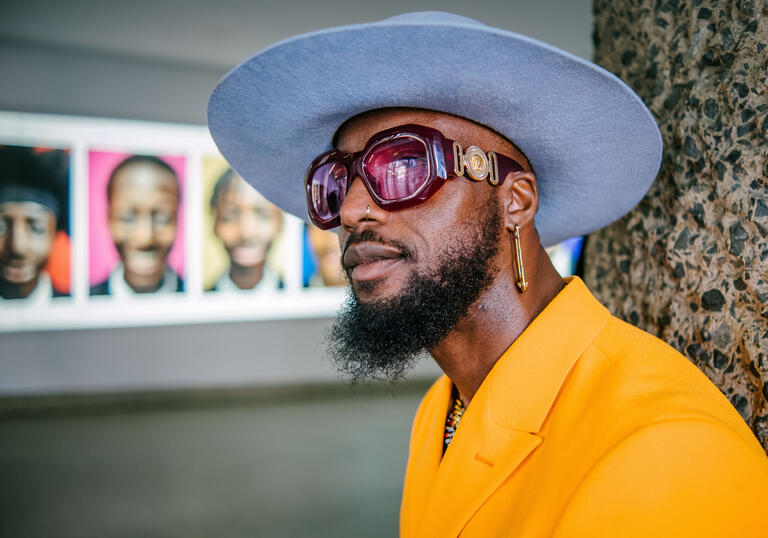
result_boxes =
[500,171,538,231]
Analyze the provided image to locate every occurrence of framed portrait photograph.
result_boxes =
[89,150,186,298]
[0,144,71,304]
[202,156,288,295]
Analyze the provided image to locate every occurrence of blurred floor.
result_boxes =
[0,383,430,538]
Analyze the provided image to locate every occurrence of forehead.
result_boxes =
[0,200,55,219]
[217,176,273,208]
[112,162,179,195]
[334,108,521,160]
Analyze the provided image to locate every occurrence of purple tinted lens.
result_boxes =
[364,137,430,201]
[310,161,348,222]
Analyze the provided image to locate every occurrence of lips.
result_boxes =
[231,245,267,267]
[343,242,405,282]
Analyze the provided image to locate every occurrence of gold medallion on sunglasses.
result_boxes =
[452,142,501,184]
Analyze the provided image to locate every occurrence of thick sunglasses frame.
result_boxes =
[304,124,524,229]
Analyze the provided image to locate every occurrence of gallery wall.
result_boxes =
[0,0,592,395]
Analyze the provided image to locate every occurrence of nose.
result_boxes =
[10,229,29,256]
[238,211,260,242]
[339,176,388,231]
[131,215,155,248]
[10,223,30,256]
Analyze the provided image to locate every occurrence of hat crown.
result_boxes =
[381,11,485,27]
[209,9,662,247]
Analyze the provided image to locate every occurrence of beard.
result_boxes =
[326,199,502,382]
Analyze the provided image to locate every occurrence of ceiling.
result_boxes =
[0,0,593,69]
[0,0,592,123]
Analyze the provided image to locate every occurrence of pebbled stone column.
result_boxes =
[586,0,768,450]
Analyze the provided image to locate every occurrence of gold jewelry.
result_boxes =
[514,225,528,292]
[364,204,371,221]
[452,141,501,184]
[443,385,466,453]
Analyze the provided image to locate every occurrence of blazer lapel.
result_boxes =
[414,387,543,537]
[400,376,452,537]
[409,278,610,537]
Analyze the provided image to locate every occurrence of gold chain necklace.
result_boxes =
[443,386,466,453]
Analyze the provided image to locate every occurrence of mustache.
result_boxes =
[341,229,414,263]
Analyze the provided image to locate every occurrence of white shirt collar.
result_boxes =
[214,266,279,293]
[108,264,180,298]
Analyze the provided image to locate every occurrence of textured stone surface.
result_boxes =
[587,0,768,450]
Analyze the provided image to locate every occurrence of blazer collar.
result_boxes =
[409,277,611,537]
[488,276,611,432]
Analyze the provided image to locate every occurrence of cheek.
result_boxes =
[253,221,279,244]
[108,219,128,244]
[215,223,238,247]
[156,223,177,247]
[31,235,54,260]
[403,203,464,259]
[404,184,491,264]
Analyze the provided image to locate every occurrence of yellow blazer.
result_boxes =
[400,278,768,537]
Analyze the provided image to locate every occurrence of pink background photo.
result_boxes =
[88,151,186,287]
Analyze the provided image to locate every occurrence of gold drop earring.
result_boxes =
[514,225,528,292]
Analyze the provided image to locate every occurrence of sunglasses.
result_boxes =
[304,124,524,229]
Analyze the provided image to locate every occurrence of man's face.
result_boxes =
[335,109,520,302]
[213,177,281,270]
[108,162,179,292]
[0,201,56,289]
[326,109,521,380]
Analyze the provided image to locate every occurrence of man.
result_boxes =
[0,145,68,302]
[208,168,282,292]
[208,12,768,537]
[91,155,183,296]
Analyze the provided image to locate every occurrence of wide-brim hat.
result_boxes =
[208,11,661,247]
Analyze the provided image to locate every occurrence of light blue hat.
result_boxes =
[208,11,661,247]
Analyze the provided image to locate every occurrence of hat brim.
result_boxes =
[208,16,661,247]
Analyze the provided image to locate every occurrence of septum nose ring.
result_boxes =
[364,204,371,221]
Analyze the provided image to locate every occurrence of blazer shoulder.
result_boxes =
[552,418,768,538]
[573,315,760,450]
[592,314,687,369]
[590,316,730,409]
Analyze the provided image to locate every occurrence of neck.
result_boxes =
[429,246,564,403]
[229,263,265,290]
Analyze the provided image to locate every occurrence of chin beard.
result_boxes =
[326,200,502,383]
